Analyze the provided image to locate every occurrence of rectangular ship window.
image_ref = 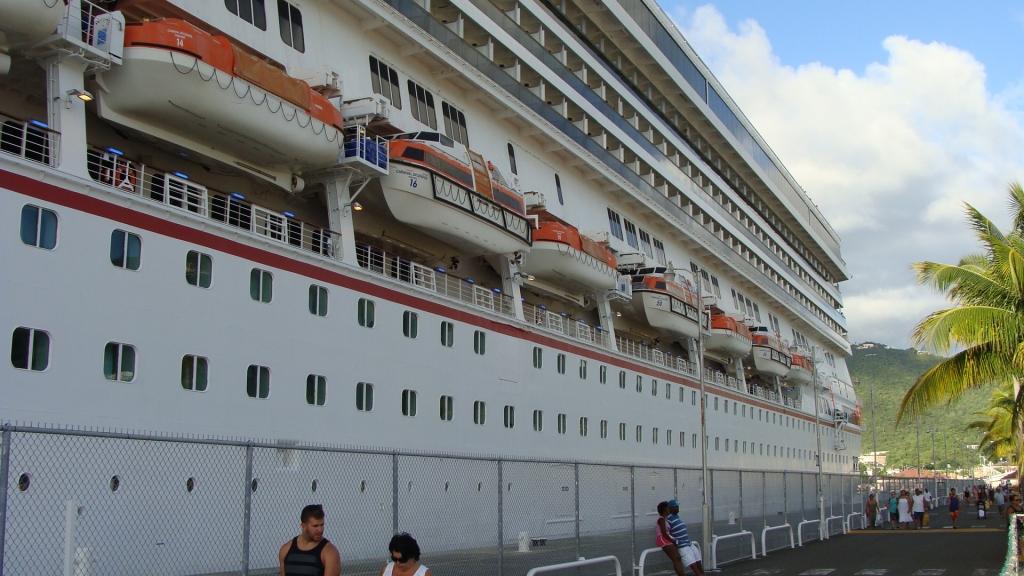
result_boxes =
[369,57,402,109]
[408,80,437,129]
[276,0,304,52]
[441,102,469,146]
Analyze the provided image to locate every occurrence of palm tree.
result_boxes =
[966,382,1018,463]
[898,183,1024,473]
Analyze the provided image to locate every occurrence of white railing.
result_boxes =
[635,544,701,576]
[0,113,59,167]
[845,512,865,531]
[523,303,610,348]
[709,531,756,569]
[49,0,124,67]
[614,336,698,377]
[86,149,341,260]
[797,519,820,546]
[355,244,517,319]
[1004,513,1023,575]
[526,555,622,576]
[825,515,845,537]
[760,524,794,556]
[340,125,389,174]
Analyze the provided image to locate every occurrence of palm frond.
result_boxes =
[897,343,1015,424]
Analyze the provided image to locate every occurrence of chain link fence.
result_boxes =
[0,426,902,575]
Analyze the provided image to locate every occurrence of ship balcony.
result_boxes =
[1,113,59,168]
[355,243,517,317]
[84,148,341,260]
[525,304,610,348]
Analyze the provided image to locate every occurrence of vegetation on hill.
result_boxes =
[848,342,988,472]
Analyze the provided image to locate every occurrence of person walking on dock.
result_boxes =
[279,504,342,576]
[667,500,706,576]
[380,533,432,576]
[898,490,913,530]
[888,491,899,530]
[911,488,927,529]
[865,494,879,529]
[948,488,960,529]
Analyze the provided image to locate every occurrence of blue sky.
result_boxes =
[657,1,1024,349]
[662,0,1024,95]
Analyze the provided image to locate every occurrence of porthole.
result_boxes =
[251,478,259,492]
[311,479,318,493]
[186,477,196,493]
[17,473,30,492]
[359,480,367,492]
[444,481,450,492]
[109,475,121,492]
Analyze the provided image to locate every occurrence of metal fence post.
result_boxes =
[709,469,715,536]
[762,472,766,530]
[392,453,399,535]
[630,466,636,567]
[241,442,254,576]
[574,462,580,560]
[498,459,504,576]
[782,471,788,525]
[0,427,11,576]
[738,470,744,532]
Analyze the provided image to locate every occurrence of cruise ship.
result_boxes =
[1,0,859,491]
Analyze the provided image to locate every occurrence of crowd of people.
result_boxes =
[862,484,1021,530]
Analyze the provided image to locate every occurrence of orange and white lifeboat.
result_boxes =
[623,268,701,340]
[519,210,616,293]
[785,352,813,385]
[706,313,752,358]
[0,0,66,50]
[382,133,531,255]
[749,326,792,378]
[94,19,344,190]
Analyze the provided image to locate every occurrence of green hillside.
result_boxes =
[848,342,990,473]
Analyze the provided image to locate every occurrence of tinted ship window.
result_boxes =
[277,0,304,52]
[226,0,267,30]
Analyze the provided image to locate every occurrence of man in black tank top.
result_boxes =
[278,504,341,576]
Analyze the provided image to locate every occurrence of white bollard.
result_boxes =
[518,532,530,553]
[74,547,91,576]
[63,500,81,576]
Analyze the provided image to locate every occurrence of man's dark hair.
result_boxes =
[657,501,669,514]
[389,532,421,562]
[301,504,325,524]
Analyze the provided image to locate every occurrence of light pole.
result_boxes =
[811,346,825,539]
[927,429,937,499]
[916,418,921,485]
[693,269,711,560]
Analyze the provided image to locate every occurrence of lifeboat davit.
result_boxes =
[519,210,616,293]
[623,268,701,340]
[705,313,752,357]
[785,352,813,385]
[0,0,66,50]
[94,19,344,189]
[382,133,532,255]
[749,327,792,378]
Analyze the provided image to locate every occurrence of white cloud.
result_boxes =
[672,6,1024,348]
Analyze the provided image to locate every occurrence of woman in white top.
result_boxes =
[380,533,433,576]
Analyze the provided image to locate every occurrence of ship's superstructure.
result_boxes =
[1,0,860,474]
